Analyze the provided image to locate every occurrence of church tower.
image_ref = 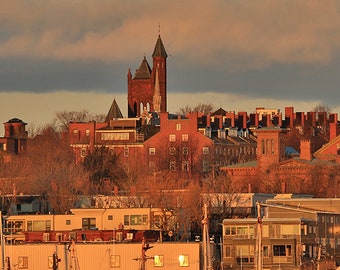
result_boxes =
[127,35,167,118]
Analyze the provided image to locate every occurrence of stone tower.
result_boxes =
[127,35,167,118]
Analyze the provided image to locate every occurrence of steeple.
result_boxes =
[134,57,152,79]
[105,99,124,122]
[153,67,161,114]
[152,35,168,58]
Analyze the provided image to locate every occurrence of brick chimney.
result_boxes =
[300,139,312,161]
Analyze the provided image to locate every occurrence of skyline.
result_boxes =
[1,1,340,135]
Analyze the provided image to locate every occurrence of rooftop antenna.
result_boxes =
[158,24,161,36]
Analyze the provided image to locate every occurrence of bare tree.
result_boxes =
[53,110,105,132]
[5,126,91,213]
[177,102,215,115]
[312,104,331,114]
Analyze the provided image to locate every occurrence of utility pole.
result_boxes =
[134,238,154,270]
[256,202,262,270]
[202,204,213,270]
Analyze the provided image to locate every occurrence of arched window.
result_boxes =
[140,102,144,116]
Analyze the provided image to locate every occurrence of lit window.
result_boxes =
[18,256,28,269]
[85,129,90,136]
[169,134,176,142]
[178,255,189,267]
[80,148,87,157]
[176,123,181,130]
[149,148,156,155]
[203,147,209,154]
[182,134,188,141]
[154,255,164,267]
[110,255,120,268]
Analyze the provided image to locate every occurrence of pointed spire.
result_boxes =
[153,67,161,113]
[134,57,152,79]
[105,99,124,122]
[152,35,167,58]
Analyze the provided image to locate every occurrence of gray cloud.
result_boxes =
[0,0,340,114]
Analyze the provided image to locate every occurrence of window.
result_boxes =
[176,123,181,130]
[182,134,188,141]
[124,215,129,225]
[153,215,161,228]
[149,161,155,173]
[73,129,79,137]
[224,226,254,236]
[110,255,120,268]
[169,134,176,142]
[225,245,232,258]
[149,148,156,155]
[80,148,87,157]
[66,220,71,225]
[27,220,51,231]
[5,220,24,233]
[108,215,113,221]
[82,218,96,230]
[169,147,176,155]
[124,146,129,157]
[263,245,269,257]
[236,245,255,263]
[124,215,148,225]
[154,255,164,267]
[18,256,28,269]
[182,147,189,155]
[203,147,209,154]
[178,255,189,267]
[182,161,190,172]
[202,160,210,172]
[273,245,292,257]
[85,129,90,136]
[170,161,176,171]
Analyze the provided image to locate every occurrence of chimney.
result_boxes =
[281,182,286,194]
[300,140,312,161]
[248,183,252,193]
[329,123,337,140]
[207,114,211,127]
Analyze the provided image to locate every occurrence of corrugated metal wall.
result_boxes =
[1,242,202,270]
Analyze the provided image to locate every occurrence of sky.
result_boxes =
[1,0,340,135]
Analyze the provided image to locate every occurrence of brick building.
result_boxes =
[127,35,167,117]
[221,113,340,196]
[0,118,28,163]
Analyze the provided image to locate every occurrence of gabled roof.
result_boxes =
[105,99,124,122]
[211,108,227,116]
[152,35,168,58]
[134,57,152,79]
[314,134,340,156]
